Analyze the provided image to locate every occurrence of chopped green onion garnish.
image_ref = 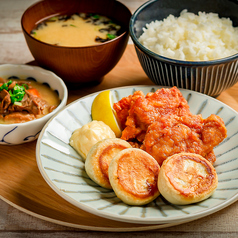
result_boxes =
[107,34,116,40]
[92,14,100,19]
[14,102,22,106]
[70,24,76,27]
[22,84,29,90]
[0,80,27,103]
[49,16,58,21]
[0,80,12,91]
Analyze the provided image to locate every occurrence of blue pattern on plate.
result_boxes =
[36,86,238,225]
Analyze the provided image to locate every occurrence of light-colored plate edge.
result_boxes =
[36,85,238,225]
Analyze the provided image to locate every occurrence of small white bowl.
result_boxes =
[0,64,68,145]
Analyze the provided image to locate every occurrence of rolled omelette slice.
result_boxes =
[108,148,160,205]
[85,138,132,189]
[158,152,218,205]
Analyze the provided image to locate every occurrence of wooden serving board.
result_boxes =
[0,45,237,231]
[0,140,181,231]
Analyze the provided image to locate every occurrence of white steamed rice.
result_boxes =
[138,9,238,61]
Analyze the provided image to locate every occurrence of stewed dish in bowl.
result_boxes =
[0,64,68,145]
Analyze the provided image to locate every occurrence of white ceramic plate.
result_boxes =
[36,86,238,224]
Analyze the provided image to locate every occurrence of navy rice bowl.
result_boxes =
[129,0,238,97]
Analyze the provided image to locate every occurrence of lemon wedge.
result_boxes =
[91,90,122,138]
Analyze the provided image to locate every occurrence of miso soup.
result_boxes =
[31,13,122,47]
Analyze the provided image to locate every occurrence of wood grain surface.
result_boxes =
[0,44,238,235]
[0,45,169,232]
[0,0,238,237]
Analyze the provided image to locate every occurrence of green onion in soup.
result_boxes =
[30,13,122,47]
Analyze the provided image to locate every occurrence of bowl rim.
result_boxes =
[0,64,68,128]
[21,0,131,49]
[129,0,238,66]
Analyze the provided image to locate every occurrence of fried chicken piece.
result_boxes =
[114,86,227,165]
[142,114,227,165]
[113,90,145,129]
[116,87,191,142]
